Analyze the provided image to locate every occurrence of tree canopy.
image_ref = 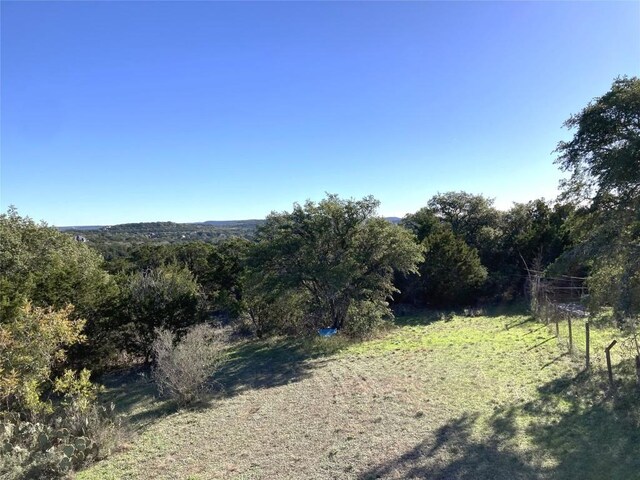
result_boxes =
[556,76,640,208]
[248,195,424,334]
[554,77,640,320]
[0,207,116,323]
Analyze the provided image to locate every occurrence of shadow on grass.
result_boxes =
[99,337,349,430]
[526,336,555,351]
[522,325,547,336]
[98,367,177,429]
[97,336,349,430]
[212,336,347,398]
[541,352,569,370]
[359,364,640,480]
[394,302,533,328]
[522,364,640,479]
[360,412,538,480]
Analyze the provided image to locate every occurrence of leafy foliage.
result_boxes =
[400,210,487,307]
[556,76,640,207]
[426,191,501,254]
[553,77,640,321]
[0,207,117,324]
[0,303,87,415]
[248,195,424,334]
[120,264,205,360]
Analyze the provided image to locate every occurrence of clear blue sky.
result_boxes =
[2,1,639,225]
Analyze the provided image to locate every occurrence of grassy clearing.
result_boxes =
[77,307,640,479]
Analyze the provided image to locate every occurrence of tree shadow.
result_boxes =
[98,367,177,430]
[394,302,533,328]
[211,336,343,398]
[97,336,347,431]
[521,364,640,479]
[359,364,640,480]
[359,413,540,480]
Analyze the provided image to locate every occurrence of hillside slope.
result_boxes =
[78,311,640,480]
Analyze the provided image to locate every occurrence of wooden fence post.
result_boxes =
[585,320,590,370]
[567,315,573,354]
[605,340,618,389]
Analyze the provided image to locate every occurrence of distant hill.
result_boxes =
[56,217,406,257]
[200,219,264,228]
[59,217,399,231]
[57,220,262,253]
[58,225,104,231]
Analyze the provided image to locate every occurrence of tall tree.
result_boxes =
[249,195,423,334]
[400,210,487,306]
[556,76,640,208]
[554,77,640,320]
[427,191,501,253]
[0,207,116,324]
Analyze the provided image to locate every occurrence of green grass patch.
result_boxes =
[78,310,640,480]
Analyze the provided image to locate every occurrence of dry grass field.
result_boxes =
[77,308,640,480]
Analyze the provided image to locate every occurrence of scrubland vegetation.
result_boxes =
[1,78,639,478]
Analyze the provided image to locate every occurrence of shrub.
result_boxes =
[0,399,125,479]
[121,264,205,361]
[0,303,86,415]
[242,278,311,337]
[343,299,391,338]
[0,303,126,479]
[152,324,225,405]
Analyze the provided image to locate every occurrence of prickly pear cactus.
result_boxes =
[62,443,75,458]
[37,431,51,450]
[74,436,88,451]
[58,455,72,471]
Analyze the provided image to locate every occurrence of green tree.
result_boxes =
[500,199,575,289]
[0,208,120,370]
[556,76,640,208]
[120,264,205,360]
[401,211,487,306]
[427,191,501,253]
[248,195,423,334]
[0,207,117,323]
[554,76,640,320]
[200,237,251,317]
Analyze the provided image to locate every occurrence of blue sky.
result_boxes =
[2,1,639,225]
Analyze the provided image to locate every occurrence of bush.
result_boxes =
[0,302,126,479]
[152,325,225,405]
[121,264,205,361]
[0,303,87,415]
[0,400,124,479]
[343,299,391,338]
[242,278,311,337]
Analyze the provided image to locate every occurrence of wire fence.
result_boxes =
[527,269,640,388]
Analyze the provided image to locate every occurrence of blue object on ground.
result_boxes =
[319,328,337,337]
